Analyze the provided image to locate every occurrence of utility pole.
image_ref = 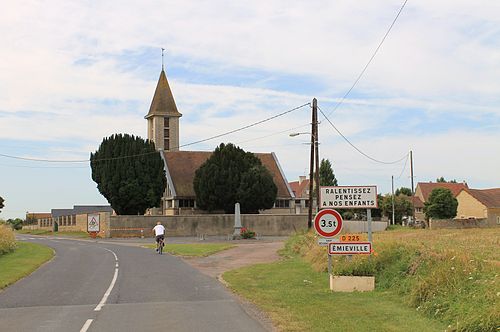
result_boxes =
[391,175,395,225]
[410,150,415,223]
[313,98,320,215]
[307,100,315,229]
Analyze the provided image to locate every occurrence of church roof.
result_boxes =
[145,70,182,119]
[162,151,294,199]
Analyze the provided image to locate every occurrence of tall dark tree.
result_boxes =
[319,158,338,186]
[90,133,166,215]
[193,143,277,213]
[424,188,458,219]
[395,187,412,196]
[0,196,4,212]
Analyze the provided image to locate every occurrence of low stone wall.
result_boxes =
[429,218,493,230]
[109,214,388,238]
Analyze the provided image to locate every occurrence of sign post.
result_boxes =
[319,186,378,290]
[87,213,100,238]
[313,209,343,279]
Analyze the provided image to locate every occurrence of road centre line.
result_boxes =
[79,319,93,332]
[94,247,119,312]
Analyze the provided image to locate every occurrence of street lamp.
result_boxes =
[289,131,320,229]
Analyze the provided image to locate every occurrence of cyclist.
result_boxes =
[152,221,165,253]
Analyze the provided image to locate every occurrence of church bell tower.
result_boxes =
[144,68,182,151]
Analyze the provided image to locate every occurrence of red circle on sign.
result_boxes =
[314,209,343,237]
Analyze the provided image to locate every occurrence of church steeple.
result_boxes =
[145,70,182,119]
[145,69,182,151]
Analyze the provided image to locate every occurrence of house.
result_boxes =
[288,176,310,214]
[456,188,500,226]
[413,181,468,221]
[145,68,295,215]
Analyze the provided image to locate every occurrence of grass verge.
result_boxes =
[142,243,235,257]
[224,256,447,331]
[17,230,90,238]
[284,229,500,331]
[0,242,54,289]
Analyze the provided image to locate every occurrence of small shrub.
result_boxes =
[0,225,16,255]
[240,227,256,239]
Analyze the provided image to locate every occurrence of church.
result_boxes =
[145,68,296,215]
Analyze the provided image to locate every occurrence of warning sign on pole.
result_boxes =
[87,213,100,232]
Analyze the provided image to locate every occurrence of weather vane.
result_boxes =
[161,48,165,70]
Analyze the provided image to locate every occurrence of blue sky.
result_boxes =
[1,0,499,219]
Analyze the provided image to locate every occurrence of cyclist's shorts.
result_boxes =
[155,235,165,243]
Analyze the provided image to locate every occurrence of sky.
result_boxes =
[1,0,499,219]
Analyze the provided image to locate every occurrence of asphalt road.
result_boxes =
[0,235,269,332]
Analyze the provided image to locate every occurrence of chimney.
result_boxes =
[299,176,306,184]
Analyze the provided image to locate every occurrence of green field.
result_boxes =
[143,243,235,257]
[224,228,500,332]
[0,242,54,289]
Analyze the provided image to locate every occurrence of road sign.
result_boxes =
[87,213,100,232]
[328,242,372,255]
[320,186,378,209]
[314,209,343,238]
[317,237,340,247]
[340,234,361,242]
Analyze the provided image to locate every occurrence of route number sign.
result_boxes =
[87,214,100,232]
[313,209,343,238]
[340,234,361,242]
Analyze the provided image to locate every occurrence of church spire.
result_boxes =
[145,68,182,119]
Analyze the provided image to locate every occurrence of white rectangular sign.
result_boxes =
[320,186,378,209]
[317,237,340,247]
[328,242,372,255]
[87,213,100,232]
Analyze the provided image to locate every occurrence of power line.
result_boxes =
[0,103,310,164]
[325,0,408,117]
[177,102,310,149]
[0,163,89,169]
[396,152,409,179]
[318,105,408,165]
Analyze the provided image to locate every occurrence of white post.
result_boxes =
[233,203,242,238]
[367,208,372,243]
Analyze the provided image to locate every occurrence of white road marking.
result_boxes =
[79,319,93,332]
[94,247,119,311]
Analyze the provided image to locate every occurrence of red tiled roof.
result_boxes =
[411,196,424,208]
[289,179,310,198]
[163,151,292,199]
[417,182,468,201]
[463,188,500,208]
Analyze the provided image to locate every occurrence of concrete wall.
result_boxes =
[34,212,110,238]
[109,214,387,238]
[429,218,499,230]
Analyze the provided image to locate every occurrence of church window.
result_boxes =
[164,128,170,138]
[164,139,169,150]
[164,117,170,128]
[179,199,195,208]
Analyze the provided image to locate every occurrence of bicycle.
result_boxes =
[156,236,164,255]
